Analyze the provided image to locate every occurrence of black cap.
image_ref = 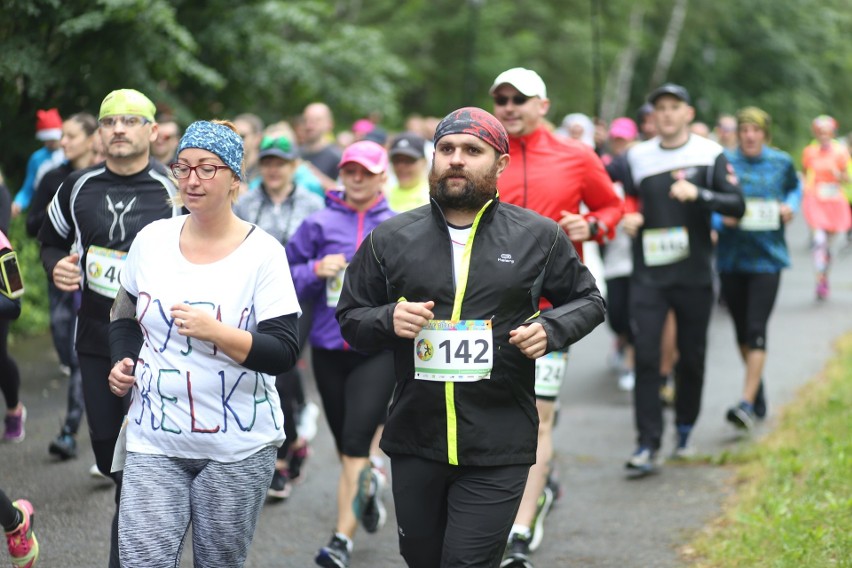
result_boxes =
[389,132,426,160]
[363,126,388,145]
[647,83,691,105]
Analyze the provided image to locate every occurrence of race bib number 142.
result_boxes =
[414,320,493,382]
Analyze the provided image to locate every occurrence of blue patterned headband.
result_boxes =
[177,121,244,180]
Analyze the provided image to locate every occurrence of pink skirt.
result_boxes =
[803,193,852,233]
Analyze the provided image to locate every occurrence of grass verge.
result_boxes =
[686,334,852,567]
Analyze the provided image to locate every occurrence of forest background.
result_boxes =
[3,0,852,176]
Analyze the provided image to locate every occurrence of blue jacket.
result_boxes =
[716,146,802,273]
[285,190,395,350]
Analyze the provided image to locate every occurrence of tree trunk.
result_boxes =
[649,0,689,89]
[600,3,646,122]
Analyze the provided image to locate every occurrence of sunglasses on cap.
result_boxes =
[493,94,532,107]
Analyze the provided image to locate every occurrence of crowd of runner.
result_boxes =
[0,69,849,568]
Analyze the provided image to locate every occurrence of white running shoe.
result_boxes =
[297,401,320,442]
[618,370,635,392]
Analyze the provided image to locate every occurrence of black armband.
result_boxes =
[109,318,144,366]
[242,313,300,375]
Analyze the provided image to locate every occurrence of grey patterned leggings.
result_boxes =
[118,446,276,567]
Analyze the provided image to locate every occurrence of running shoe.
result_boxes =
[500,532,534,568]
[529,484,555,552]
[288,444,310,484]
[267,467,291,500]
[6,499,38,568]
[625,447,659,477]
[297,401,320,442]
[354,465,387,534]
[89,463,109,480]
[49,432,78,460]
[618,370,635,392]
[816,275,829,300]
[3,406,26,443]
[726,401,755,431]
[754,380,767,419]
[672,424,694,456]
[315,533,350,568]
[545,469,562,503]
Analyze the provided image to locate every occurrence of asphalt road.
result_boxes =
[3,215,851,567]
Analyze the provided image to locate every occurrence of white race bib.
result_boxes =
[326,267,346,308]
[86,245,127,299]
[740,198,781,231]
[534,351,569,398]
[414,320,493,382]
[817,182,840,199]
[642,227,689,266]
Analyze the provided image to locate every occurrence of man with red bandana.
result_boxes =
[490,67,621,568]
[337,107,604,568]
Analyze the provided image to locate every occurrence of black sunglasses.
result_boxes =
[493,94,532,106]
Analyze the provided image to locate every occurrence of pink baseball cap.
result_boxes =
[609,117,638,141]
[339,140,388,174]
[352,118,375,135]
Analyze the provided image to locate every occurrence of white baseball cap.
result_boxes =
[489,68,547,99]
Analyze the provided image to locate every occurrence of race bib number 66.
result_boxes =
[414,320,493,382]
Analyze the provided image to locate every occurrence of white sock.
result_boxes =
[510,524,531,539]
[334,532,353,553]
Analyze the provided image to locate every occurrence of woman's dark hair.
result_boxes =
[68,112,98,136]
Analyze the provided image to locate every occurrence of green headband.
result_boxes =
[99,89,156,122]
[736,106,771,135]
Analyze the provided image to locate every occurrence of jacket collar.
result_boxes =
[429,192,500,229]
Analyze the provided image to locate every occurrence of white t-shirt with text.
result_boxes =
[119,216,301,462]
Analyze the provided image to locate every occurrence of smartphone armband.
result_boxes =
[0,251,25,299]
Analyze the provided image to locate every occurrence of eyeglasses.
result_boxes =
[493,94,532,107]
[169,162,232,180]
[98,115,151,129]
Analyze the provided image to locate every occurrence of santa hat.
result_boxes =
[35,108,63,141]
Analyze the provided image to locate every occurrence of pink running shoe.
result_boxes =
[816,276,829,301]
[5,499,38,568]
[3,406,26,443]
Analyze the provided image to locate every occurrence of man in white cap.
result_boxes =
[490,67,623,568]
[38,88,181,568]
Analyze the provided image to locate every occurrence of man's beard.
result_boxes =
[428,162,499,213]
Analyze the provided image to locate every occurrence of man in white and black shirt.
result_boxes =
[621,84,744,475]
[38,89,180,567]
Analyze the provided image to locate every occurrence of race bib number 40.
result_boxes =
[87,245,126,299]
[740,198,780,231]
[642,226,689,266]
[414,320,493,382]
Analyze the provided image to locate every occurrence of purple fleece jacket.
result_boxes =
[285,189,395,350]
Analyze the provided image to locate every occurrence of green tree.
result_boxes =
[0,0,407,189]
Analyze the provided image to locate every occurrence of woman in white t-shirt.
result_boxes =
[107,120,301,567]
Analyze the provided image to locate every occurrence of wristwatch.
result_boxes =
[587,216,600,239]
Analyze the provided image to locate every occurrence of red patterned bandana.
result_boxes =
[434,107,509,155]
